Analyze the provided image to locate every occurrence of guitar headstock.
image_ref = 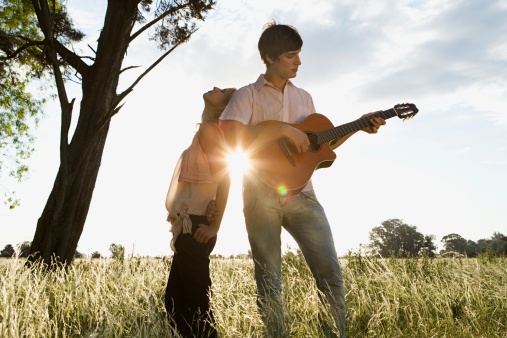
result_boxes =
[393,103,418,120]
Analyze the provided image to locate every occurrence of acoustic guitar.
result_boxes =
[247,103,419,196]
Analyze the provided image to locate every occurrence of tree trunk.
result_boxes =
[28,0,140,266]
[28,124,110,265]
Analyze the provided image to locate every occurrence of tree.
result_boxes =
[90,251,101,259]
[420,234,437,258]
[367,219,426,257]
[16,240,31,257]
[489,232,507,256]
[474,232,507,257]
[441,232,507,257]
[465,239,479,257]
[0,0,60,208]
[1,244,15,257]
[109,243,125,260]
[1,0,216,266]
[440,233,469,256]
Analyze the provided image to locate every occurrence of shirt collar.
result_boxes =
[254,74,294,91]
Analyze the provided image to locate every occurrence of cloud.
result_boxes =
[64,0,507,129]
[337,0,507,127]
[455,146,471,154]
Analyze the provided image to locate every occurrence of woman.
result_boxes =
[164,86,236,338]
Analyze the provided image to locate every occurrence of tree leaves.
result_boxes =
[0,0,83,208]
[368,218,430,257]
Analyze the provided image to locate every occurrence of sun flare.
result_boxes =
[227,148,250,179]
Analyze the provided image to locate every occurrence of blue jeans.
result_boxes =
[243,181,346,338]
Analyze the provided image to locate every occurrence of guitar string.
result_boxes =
[316,109,396,145]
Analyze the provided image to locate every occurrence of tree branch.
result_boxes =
[53,39,90,77]
[119,65,141,75]
[129,2,190,43]
[93,30,194,135]
[115,34,189,108]
[31,0,73,179]
[0,39,44,60]
[93,102,126,135]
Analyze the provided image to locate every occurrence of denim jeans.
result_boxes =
[243,181,346,338]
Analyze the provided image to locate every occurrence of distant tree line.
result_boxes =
[439,232,507,257]
[0,242,122,259]
[2,221,506,259]
[0,241,31,258]
[367,219,507,258]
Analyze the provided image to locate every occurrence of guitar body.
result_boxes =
[249,114,337,196]
[246,103,418,197]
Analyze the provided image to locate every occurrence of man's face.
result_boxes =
[269,49,302,79]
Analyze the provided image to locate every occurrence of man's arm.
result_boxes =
[220,119,311,153]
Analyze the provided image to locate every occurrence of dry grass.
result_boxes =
[0,255,506,337]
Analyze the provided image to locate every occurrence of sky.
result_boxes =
[1,0,506,258]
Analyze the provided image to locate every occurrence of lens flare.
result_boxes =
[277,186,288,196]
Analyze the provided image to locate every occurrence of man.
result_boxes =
[219,22,385,338]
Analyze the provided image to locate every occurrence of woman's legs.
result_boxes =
[165,215,217,338]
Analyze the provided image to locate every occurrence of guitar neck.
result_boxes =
[317,108,398,144]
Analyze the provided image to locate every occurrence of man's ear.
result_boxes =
[266,55,275,64]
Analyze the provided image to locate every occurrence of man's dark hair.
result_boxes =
[258,22,303,66]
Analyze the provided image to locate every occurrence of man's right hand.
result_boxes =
[283,124,310,153]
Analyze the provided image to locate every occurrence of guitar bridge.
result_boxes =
[278,138,296,167]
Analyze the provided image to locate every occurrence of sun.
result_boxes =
[227,148,250,180]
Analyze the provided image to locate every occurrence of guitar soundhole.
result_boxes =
[307,132,320,152]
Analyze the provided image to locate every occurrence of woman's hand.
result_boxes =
[193,224,218,243]
[206,200,221,223]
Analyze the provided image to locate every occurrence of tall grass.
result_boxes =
[0,255,506,337]
[344,253,507,337]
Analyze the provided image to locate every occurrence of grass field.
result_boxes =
[1,254,506,337]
